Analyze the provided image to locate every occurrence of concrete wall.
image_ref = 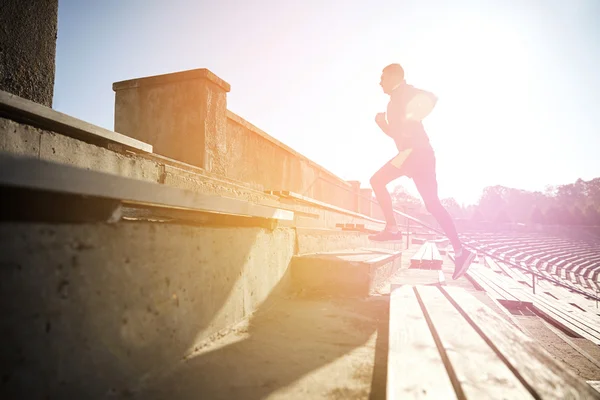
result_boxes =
[113,68,365,212]
[0,222,295,398]
[0,0,58,107]
[225,112,356,210]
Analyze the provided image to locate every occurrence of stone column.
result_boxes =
[359,188,374,217]
[0,0,59,107]
[347,180,361,213]
[113,69,230,172]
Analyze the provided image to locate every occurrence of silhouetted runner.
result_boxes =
[369,63,474,280]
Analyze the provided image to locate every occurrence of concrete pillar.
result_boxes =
[0,0,59,107]
[359,188,374,217]
[347,180,361,212]
[113,69,231,171]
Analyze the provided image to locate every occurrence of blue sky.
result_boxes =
[53,0,600,205]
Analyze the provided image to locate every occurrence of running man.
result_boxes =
[368,63,474,280]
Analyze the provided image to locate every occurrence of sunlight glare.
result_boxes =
[400,13,534,205]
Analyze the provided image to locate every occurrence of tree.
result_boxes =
[555,179,590,214]
[571,206,585,225]
[495,209,511,224]
[391,185,422,208]
[471,207,485,222]
[546,205,573,225]
[479,185,508,221]
[584,205,600,226]
[559,205,574,225]
[545,206,561,225]
[588,178,600,205]
[441,197,464,218]
[530,206,545,224]
[470,176,600,227]
[544,185,557,198]
[504,188,538,223]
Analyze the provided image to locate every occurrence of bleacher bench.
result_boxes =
[387,285,600,399]
[410,241,443,270]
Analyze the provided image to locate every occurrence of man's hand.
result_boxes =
[375,112,391,136]
[375,112,387,127]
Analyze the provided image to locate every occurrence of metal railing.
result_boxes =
[392,208,600,302]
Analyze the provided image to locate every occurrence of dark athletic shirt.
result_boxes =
[386,82,434,152]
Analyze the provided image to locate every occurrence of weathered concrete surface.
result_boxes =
[0,117,41,157]
[291,250,402,296]
[0,117,280,205]
[39,131,162,182]
[226,111,356,210]
[0,117,161,181]
[0,0,58,107]
[0,222,295,398]
[113,69,230,170]
[162,164,281,207]
[133,295,388,400]
[296,228,403,255]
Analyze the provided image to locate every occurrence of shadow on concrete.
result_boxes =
[135,274,390,400]
[0,221,276,399]
[369,311,389,400]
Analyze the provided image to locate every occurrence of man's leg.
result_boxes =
[368,151,410,241]
[412,152,474,279]
[413,177,461,251]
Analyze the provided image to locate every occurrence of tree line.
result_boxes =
[391,177,600,226]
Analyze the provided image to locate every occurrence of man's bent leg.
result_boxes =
[369,152,410,229]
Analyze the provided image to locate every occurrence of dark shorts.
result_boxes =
[373,146,439,202]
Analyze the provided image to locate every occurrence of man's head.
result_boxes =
[380,63,405,95]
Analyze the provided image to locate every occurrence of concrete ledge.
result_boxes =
[113,68,231,92]
[296,228,403,255]
[291,248,402,296]
[0,90,152,152]
[0,152,294,222]
[0,117,280,207]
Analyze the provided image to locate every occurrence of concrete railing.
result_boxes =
[112,68,370,213]
[224,111,356,210]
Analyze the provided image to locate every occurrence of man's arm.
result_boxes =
[405,89,438,121]
[375,112,394,137]
[375,88,438,138]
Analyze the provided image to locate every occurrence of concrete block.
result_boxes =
[113,69,230,170]
[291,248,402,296]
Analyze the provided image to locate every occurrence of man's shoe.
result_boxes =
[452,248,475,280]
[369,230,403,242]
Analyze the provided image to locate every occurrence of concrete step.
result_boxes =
[291,248,403,297]
[296,227,403,255]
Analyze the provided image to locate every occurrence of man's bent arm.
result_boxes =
[377,120,394,137]
[406,89,438,121]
